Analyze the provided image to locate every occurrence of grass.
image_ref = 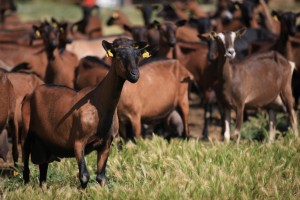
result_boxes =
[1,134,300,199]
[1,1,299,199]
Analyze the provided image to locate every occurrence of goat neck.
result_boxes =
[90,58,125,135]
[215,38,232,81]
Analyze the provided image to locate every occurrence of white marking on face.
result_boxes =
[217,33,225,44]
[231,32,236,45]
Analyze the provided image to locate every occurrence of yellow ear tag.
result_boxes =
[273,15,278,22]
[106,49,114,57]
[235,4,240,10]
[210,34,215,40]
[35,30,41,37]
[142,51,151,58]
[60,27,64,32]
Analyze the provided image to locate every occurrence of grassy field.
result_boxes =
[1,134,300,199]
[1,1,300,199]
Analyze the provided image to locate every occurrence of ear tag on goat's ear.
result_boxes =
[60,27,64,32]
[273,15,278,22]
[106,49,114,57]
[209,34,215,40]
[35,30,41,37]
[142,51,151,58]
[235,4,240,10]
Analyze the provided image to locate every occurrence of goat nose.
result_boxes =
[227,49,234,55]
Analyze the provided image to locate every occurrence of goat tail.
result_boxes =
[289,61,297,72]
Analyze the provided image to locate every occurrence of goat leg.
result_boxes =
[8,116,18,167]
[75,141,89,188]
[201,103,210,140]
[234,105,244,144]
[281,84,299,138]
[224,108,231,143]
[268,110,277,143]
[22,133,31,184]
[39,163,49,187]
[96,142,112,186]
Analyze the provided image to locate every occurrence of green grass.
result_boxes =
[1,1,299,199]
[1,135,300,199]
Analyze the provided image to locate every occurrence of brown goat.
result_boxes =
[0,71,18,165]
[75,56,109,90]
[210,28,298,143]
[21,38,154,188]
[117,58,193,139]
[6,72,44,124]
[71,5,102,38]
[32,23,78,88]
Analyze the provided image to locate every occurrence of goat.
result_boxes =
[210,28,298,143]
[74,56,109,90]
[71,5,102,38]
[33,23,78,88]
[117,58,193,139]
[21,38,154,188]
[0,0,16,24]
[0,71,18,165]
[135,4,159,27]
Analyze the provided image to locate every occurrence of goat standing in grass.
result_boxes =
[210,28,298,143]
[21,38,154,188]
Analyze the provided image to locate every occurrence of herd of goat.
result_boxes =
[0,0,299,188]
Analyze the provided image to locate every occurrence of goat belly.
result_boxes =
[30,135,74,164]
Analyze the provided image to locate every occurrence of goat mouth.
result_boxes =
[224,52,236,59]
[127,71,140,83]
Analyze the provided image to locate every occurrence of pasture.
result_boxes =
[1,0,300,199]
[1,135,300,199]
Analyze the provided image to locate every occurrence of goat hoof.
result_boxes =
[79,174,90,188]
[23,172,30,184]
[96,174,107,186]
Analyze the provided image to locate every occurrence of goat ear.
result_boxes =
[209,31,218,40]
[198,34,210,42]
[102,40,115,57]
[151,20,161,29]
[51,17,59,25]
[176,20,187,27]
[233,2,241,10]
[134,41,148,49]
[236,27,247,37]
[32,25,41,38]
[140,45,157,58]
[271,10,280,21]
[123,24,132,32]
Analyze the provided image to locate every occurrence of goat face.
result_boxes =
[32,23,58,53]
[106,11,120,26]
[272,11,300,36]
[211,28,246,60]
[153,20,186,47]
[102,39,154,83]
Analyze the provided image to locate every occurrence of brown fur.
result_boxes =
[0,71,18,164]
[118,59,192,139]
[211,29,298,143]
[21,38,152,188]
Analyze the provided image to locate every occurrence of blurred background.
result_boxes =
[12,0,300,35]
